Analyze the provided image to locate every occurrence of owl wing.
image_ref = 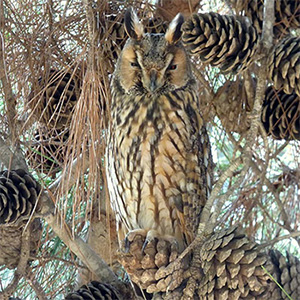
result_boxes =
[180,90,213,243]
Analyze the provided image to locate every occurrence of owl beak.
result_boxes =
[149,69,158,92]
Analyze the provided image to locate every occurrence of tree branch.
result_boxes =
[43,208,119,285]
[0,135,28,170]
[25,269,48,300]
[0,224,31,298]
[258,231,300,250]
[0,1,17,141]
[242,0,274,156]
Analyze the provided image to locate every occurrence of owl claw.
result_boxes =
[170,239,179,252]
[141,239,149,252]
[123,229,148,253]
[124,236,131,253]
[123,229,182,254]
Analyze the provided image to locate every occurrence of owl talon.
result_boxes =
[123,229,148,253]
[141,239,149,252]
[124,236,131,253]
[170,239,179,252]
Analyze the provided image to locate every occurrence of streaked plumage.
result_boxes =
[106,9,213,251]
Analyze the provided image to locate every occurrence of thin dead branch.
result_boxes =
[0,226,30,298]
[0,0,16,141]
[25,268,48,300]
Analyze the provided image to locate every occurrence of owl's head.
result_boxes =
[114,8,194,95]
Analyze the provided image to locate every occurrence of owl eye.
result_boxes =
[130,62,140,68]
[169,64,177,70]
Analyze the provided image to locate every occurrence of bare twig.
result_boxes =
[0,0,17,141]
[224,0,234,14]
[43,209,119,284]
[0,135,28,170]
[192,64,214,95]
[227,130,291,230]
[214,166,248,224]
[0,2,28,172]
[25,268,48,300]
[258,231,300,250]
[0,275,20,300]
[0,225,31,298]
[82,0,96,66]
[198,157,243,235]
[31,255,86,268]
[48,148,90,193]
[243,0,274,154]
[270,141,289,159]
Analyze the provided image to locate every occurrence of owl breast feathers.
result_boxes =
[106,8,213,251]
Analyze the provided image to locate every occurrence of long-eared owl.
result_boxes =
[106,8,213,252]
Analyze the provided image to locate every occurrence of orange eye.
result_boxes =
[169,64,177,70]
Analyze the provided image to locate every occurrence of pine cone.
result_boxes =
[268,36,300,97]
[269,249,300,299]
[156,0,202,22]
[182,12,259,73]
[231,0,300,36]
[0,218,42,269]
[214,76,255,134]
[273,168,300,191]
[28,70,81,130]
[0,169,41,224]
[65,281,122,299]
[118,234,187,294]
[26,127,69,177]
[196,226,277,299]
[261,86,300,140]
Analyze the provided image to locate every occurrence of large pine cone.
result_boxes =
[65,281,122,299]
[28,70,81,130]
[118,234,187,294]
[0,218,42,269]
[117,226,300,299]
[182,12,259,73]
[261,86,300,140]
[213,76,255,134]
[156,0,202,21]
[268,36,300,97]
[269,249,300,299]
[26,127,69,177]
[231,0,300,36]
[196,226,278,299]
[0,169,41,224]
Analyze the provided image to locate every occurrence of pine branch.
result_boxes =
[25,269,48,300]
[0,0,17,141]
[0,226,30,298]
[0,136,28,170]
[243,0,275,151]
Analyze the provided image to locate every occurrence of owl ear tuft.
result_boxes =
[165,13,184,44]
[124,8,144,40]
